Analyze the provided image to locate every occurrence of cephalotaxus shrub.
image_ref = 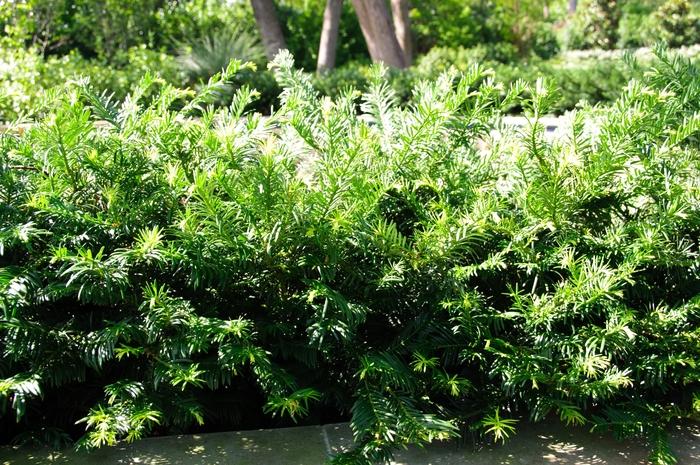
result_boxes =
[1,48,699,464]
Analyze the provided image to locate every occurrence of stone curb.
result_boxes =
[1,420,698,465]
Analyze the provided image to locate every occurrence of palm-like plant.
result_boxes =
[177,27,266,82]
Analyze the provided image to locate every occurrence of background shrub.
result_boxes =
[410,0,509,53]
[531,23,561,60]
[618,0,659,48]
[0,46,183,122]
[650,0,700,47]
[563,0,622,50]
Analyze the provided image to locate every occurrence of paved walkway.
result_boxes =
[1,421,698,465]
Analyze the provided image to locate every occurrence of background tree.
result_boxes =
[250,0,287,60]
[351,0,407,68]
[317,0,343,72]
[390,0,412,66]
[569,0,578,14]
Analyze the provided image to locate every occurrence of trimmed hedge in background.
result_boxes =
[5,44,700,123]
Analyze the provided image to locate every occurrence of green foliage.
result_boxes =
[418,44,520,68]
[155,0,258,48]
[0,46,182,122]
[650,0,700,48]
[563,0,622,50]
[618,0,660,48]
[416,45,700,113]
[2,48,700,465]
[410,0,508,52]
[277,0,367,70]
[68,0,166,58]
[530,23,561,60]
[481,409,518,443]
[0,0,258,59]
[319,46,646,117]
[410,0,559,59]
[617,0,700,49]
[177,27,266,86]
[5,40,700,124]
[0,0,70,51]
[174,26,282,112]
[1,0,171,58]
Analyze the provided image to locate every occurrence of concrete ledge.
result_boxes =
[1,421,698,465]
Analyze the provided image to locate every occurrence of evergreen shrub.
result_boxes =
[1,49,699,464]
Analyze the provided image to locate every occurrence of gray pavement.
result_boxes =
[1,420,698,465]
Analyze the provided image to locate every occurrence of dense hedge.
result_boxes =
[320,44,700,115]
[1,50,700,464]
[6,44,700,123]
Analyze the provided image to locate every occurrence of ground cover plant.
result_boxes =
[1,48,700,464]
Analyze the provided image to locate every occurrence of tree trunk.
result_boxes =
[568,0,577,14]
[351,0,407,68]
[250,0,287,60]
[317,0,343,72]
[390,0,412,66]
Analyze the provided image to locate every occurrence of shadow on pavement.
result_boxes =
[2,420,698,465]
